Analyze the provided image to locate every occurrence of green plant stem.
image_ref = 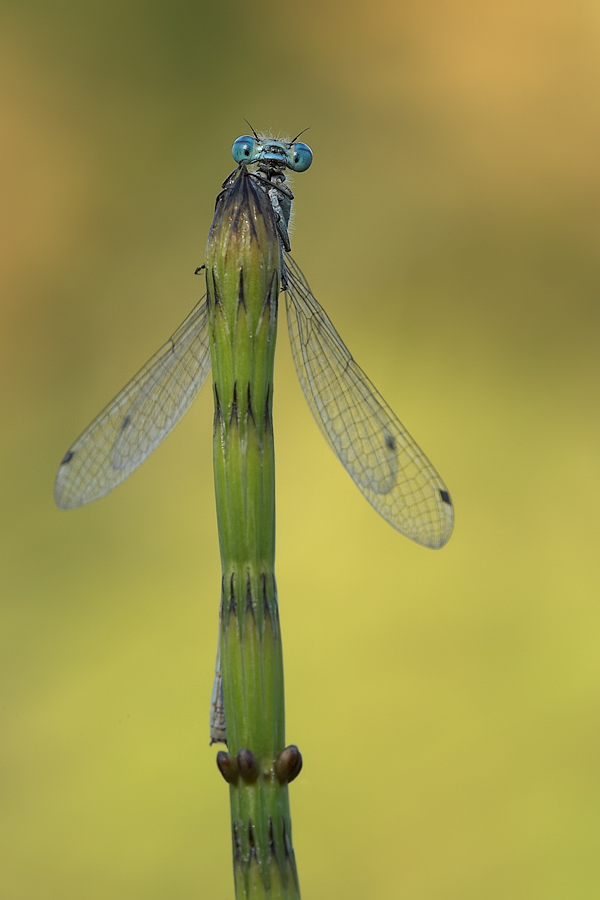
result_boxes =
[206,167,301,899]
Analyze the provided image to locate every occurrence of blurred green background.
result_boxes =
[2,0,599,897]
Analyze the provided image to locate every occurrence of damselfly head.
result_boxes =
[232,134,313,173]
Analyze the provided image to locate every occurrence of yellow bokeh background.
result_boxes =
[2,1,599,897]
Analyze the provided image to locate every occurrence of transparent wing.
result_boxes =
[284,255,453,548]
[54,296,211,509]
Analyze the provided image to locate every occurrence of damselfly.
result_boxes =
[54,133,453,549]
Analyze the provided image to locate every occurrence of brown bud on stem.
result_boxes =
[275,745,303,784]
[237,748,260,783]
[216,751,238,784]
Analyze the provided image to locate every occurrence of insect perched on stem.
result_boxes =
[54,133,453,549]
[54,130,453,899]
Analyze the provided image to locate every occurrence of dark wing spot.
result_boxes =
[119,415,131,433]
[60,449,75,465]
[439,489,452,506]
[385,433,396,451]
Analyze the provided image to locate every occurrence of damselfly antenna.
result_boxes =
[289,127,310,144]
[243,118,259,140]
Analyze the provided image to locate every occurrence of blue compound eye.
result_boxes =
[288,141,313,172]
[232,135,257,163]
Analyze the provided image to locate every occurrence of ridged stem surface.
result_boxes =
[207,168,300,899]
